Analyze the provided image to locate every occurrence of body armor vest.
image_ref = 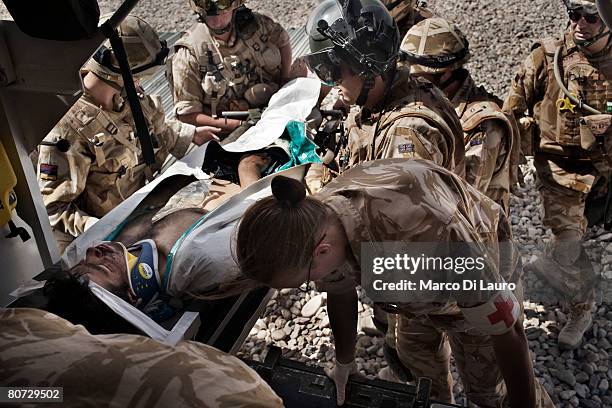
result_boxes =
[538,35,612,153]
[173,11,282,116]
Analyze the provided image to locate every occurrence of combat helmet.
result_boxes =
[189,0,245,17]
[400,17,469,75]
[85,14,169,84]
[565,0,598,14]
[380,0,418,21]
[563,0,610,47]
[304,0,400,105]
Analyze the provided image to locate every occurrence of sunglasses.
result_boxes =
[568,10,600,24]
[299,233,327,293]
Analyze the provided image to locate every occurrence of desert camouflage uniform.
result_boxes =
[453,73,515,213]
[346,68,466,177]
[37,90,196,249]
[0,307,283,407]
[380,0,433,37]
[503,32,610,304]
[314,158,553,407]
[171,12,290,119]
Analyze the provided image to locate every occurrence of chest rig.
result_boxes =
[363,74,465,176]
[540,35,612,148]
[175,10,282,117]
[67,94,164,177]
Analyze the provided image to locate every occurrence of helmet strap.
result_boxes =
[209,23,233,35]
[439,68,468,90]
[356,76,374,106]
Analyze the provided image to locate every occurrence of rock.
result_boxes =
[290,327,300,340]
[584,364,595,375]
[551,369,576,387]
[580,399,602,408]
[576,372,589,383]
[598,379,609,393]
[357,313,382,336]
[271,329,287,341]
[559,390,576,400]
[319,315,330,328]
[597,338,611,349]
[575,383,589,399]
[301,294,323,317]
[280,308,291,320]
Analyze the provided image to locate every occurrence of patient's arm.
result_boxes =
[113,175,195,245]
[237,153,271,188]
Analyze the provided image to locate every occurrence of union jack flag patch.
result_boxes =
[398,143,414,153]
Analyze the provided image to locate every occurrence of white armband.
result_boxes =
[460,290,520,335]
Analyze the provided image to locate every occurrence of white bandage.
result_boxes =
[460,290,520,335]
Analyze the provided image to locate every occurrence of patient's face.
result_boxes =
[72,242,133,301]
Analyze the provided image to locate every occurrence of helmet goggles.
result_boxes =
[204,0,237,15]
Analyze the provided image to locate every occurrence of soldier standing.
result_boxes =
[503,0,610,349]
[302,0,466,383]
[171,0,294,187]
[171,0,292,136]
[303,0,465,176]
[37,15,219,252]
[403,17,517,212]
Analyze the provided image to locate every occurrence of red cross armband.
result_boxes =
[460,290,520,335]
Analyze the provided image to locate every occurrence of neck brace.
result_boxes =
[120,239,174,322]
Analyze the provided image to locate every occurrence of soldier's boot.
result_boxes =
[558,303,593,349]
[381,343,413,383]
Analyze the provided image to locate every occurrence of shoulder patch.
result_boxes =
[39,163,58,181]
[398,143,415,153]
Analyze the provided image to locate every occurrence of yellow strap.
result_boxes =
[556,94,577,113]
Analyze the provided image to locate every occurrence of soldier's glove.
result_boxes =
[324,359,359,406]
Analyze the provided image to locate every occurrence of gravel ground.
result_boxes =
[2,0,610,406]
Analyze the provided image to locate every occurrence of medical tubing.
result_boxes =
[553,45,600,115]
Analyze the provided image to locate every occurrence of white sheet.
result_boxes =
[222,77,321,152]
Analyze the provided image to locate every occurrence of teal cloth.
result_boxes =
[277,120,322,172]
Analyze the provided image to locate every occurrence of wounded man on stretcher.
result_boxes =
[36,78,323,332]
[43,163,309,331]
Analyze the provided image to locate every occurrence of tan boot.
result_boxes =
[558,304,593,349]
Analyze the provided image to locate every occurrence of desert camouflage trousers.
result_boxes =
[395,315,554,407]
[533,156,601,305]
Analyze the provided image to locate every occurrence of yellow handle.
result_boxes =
[556,94,577,113]
[0,141,17,226]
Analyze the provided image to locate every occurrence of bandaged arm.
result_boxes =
[461,291,536,408]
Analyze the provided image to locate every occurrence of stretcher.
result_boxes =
[8,77,320,352]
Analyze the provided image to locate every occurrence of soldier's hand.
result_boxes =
[193,126,221,145]
[324,359,358,406]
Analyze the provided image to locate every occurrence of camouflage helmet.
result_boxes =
[189,0,245,17]
[304,0,400,85]
[85,15,169,83]
[380,0,418,21]
[400,17,469,75]
[564,0,598,14]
